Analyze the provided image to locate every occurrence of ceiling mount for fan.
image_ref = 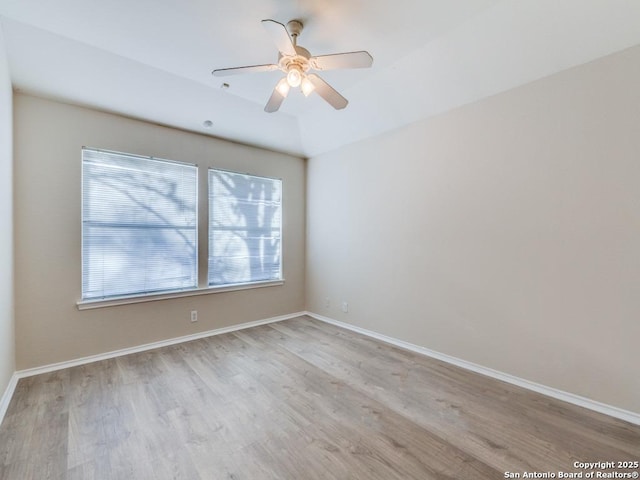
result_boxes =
[286,19,303,40]
[212,19,373,113]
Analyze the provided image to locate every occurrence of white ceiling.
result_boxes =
[1,0,640,158]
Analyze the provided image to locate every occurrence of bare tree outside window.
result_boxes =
[208,169,282,286]
[82,149,198,300]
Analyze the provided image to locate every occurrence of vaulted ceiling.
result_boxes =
[2,0,640,157]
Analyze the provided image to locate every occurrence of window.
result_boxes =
[208,169,282,286]
[82,148,198,300]
[80,149,283,306]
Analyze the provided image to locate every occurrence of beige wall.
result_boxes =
[0,26,15,397]
[306,45,640,414]
[14,94,305,369]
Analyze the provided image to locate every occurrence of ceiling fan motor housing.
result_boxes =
[278,46,311,75]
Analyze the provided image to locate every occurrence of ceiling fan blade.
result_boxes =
[264,78,289,113]
[306,74,348,110]
[261,19,297,56]
[310,51,373,71]
[212,64,278,77]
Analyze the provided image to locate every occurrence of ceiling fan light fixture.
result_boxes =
[213,19,373,113]
[301,76,315,97]
[276,77,290,96]
[286,66,302,87]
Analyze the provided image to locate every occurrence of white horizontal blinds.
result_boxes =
[82,149,198,300]
[208,169,282,286]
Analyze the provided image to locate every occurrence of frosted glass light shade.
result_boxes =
[276,77,290,96]
[286,67,302,87]
[301,76,315,96]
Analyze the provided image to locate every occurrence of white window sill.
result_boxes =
[76,280,285,310]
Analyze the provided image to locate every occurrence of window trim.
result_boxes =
[76,279,285,310]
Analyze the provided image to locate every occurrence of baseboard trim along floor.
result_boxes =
[4,315,636,479]
[17,311,308,379]
[2,310,638,427]
[0,311,306,426]
[0,372,19,425]
[304,311,640,426]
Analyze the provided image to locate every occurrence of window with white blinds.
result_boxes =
[82,148,198,300]
[208,169,282,286]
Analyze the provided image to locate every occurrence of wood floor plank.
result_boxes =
[0,315,638,479]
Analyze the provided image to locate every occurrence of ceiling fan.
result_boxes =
[212,19,373,113]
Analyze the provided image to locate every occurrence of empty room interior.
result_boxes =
[1,1,639,479]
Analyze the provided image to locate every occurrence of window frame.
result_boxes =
[80,147,199,302]
[77,149,285,310]
[207,167,284,288]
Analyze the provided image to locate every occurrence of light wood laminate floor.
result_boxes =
[0,316,638,479]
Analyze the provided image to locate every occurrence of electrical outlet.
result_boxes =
[190,310,198,322]
[341,301,349,313]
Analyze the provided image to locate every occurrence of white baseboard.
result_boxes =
[1,311,304,426]
[0,372,19,426]
[15,311,306,379]
[5,310,638,428]
[305,311,640,426]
